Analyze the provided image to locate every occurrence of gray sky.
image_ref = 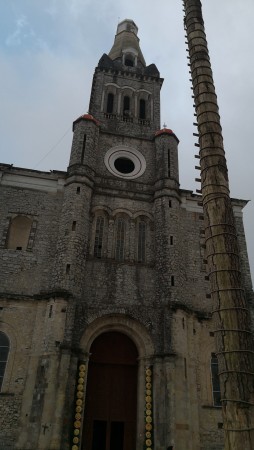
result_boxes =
[1,0,254,283]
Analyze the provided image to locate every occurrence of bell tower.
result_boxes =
[89,19,163,136]
[62,19,181,450]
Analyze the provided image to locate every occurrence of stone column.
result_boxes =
[49,349,72,449]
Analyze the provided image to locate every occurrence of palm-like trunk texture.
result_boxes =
[182,1,254,448]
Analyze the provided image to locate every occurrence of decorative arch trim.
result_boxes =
[136,89,152,95]
[122,47,138,56]
[121,86,136,92]
[80,314,154,359]
[132,211,154,220]
[91,206,112,216]
[111,208,133,218]
[105,83,120,89]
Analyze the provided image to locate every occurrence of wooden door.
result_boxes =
[82,332,138,450]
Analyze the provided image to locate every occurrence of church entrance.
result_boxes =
[82,331,138,450]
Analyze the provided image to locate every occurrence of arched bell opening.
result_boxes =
[82,331,138,450]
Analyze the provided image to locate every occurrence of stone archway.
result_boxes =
[79,315,155,450]
[82,331,138,450]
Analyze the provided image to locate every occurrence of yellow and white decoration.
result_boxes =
[144,366,153,450]
[72,362,87,450]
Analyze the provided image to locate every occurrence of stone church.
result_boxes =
[0,19,253,450]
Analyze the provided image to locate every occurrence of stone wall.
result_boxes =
[0,296,69,450]
[0,172,64,296]
[0,155,253,449]
[0,394,22,450]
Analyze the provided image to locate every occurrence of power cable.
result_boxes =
[32,125,72,170]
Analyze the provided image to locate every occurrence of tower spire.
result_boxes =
[88,19,162,134]
[108,19,146,67]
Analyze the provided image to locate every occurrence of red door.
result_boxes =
[82,332,138,450]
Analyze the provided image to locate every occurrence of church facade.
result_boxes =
[0,20,253,450]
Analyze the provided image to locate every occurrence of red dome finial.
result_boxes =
[73,113,99,131]
[155,127,179,143]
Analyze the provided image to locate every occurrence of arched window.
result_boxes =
[106,93,114,114]
[0,332,10,391]
[94,216,104,258]
[124,54,134,67]
[123,96,130,116]
[138,221,146,263]
[211,353,221,406]
[115,218,125,261]
[6,215,33,251]
[139,99,146,119]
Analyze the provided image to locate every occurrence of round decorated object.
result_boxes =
[146,368,152,376]
[72,446,79,450]
[76,399,83,406]
[146,447,152,450]
[79,364,86,371]
[77,391,83,398]
[146,403,152,409]
[146,376,151,383]
[104,145,146,180]
[146,432,151,439]
[145,396,152,403]
[146,439,152,446]
[78,377,84,384]
[146,389,151,396]
[77,384,84,391]
[145,423,152,431]
[146,383,152,389]
[74,429,80,436]
[73,437,79,444]
[76,406,82,413]
[75,413,81,420]
[146,416,152,423]
[79,371,85,377]
[146,409,152,416]
[74,420,81,428]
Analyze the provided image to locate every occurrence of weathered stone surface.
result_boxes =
[0,19,253,450]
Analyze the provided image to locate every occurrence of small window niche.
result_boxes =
[6,215,33,251]
[123,96,131,117]
[139,99,146,119]
[211,353,221,406]
[168,148,171,177]
[94,216,104,258]
[0,331,10,391]
[137,220,146,263]
[124,54,135,67]
[81,134,86,163]
[107,93,114,114]
[115,218,125,261]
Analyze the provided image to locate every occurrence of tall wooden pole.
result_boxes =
[182,1,254,448]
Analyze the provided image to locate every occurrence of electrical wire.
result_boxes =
[32,126,72,170]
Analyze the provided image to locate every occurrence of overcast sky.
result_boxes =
[1,0,254,283]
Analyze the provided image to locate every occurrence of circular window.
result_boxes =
[114,157,135,174]
[104,146,146,179]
